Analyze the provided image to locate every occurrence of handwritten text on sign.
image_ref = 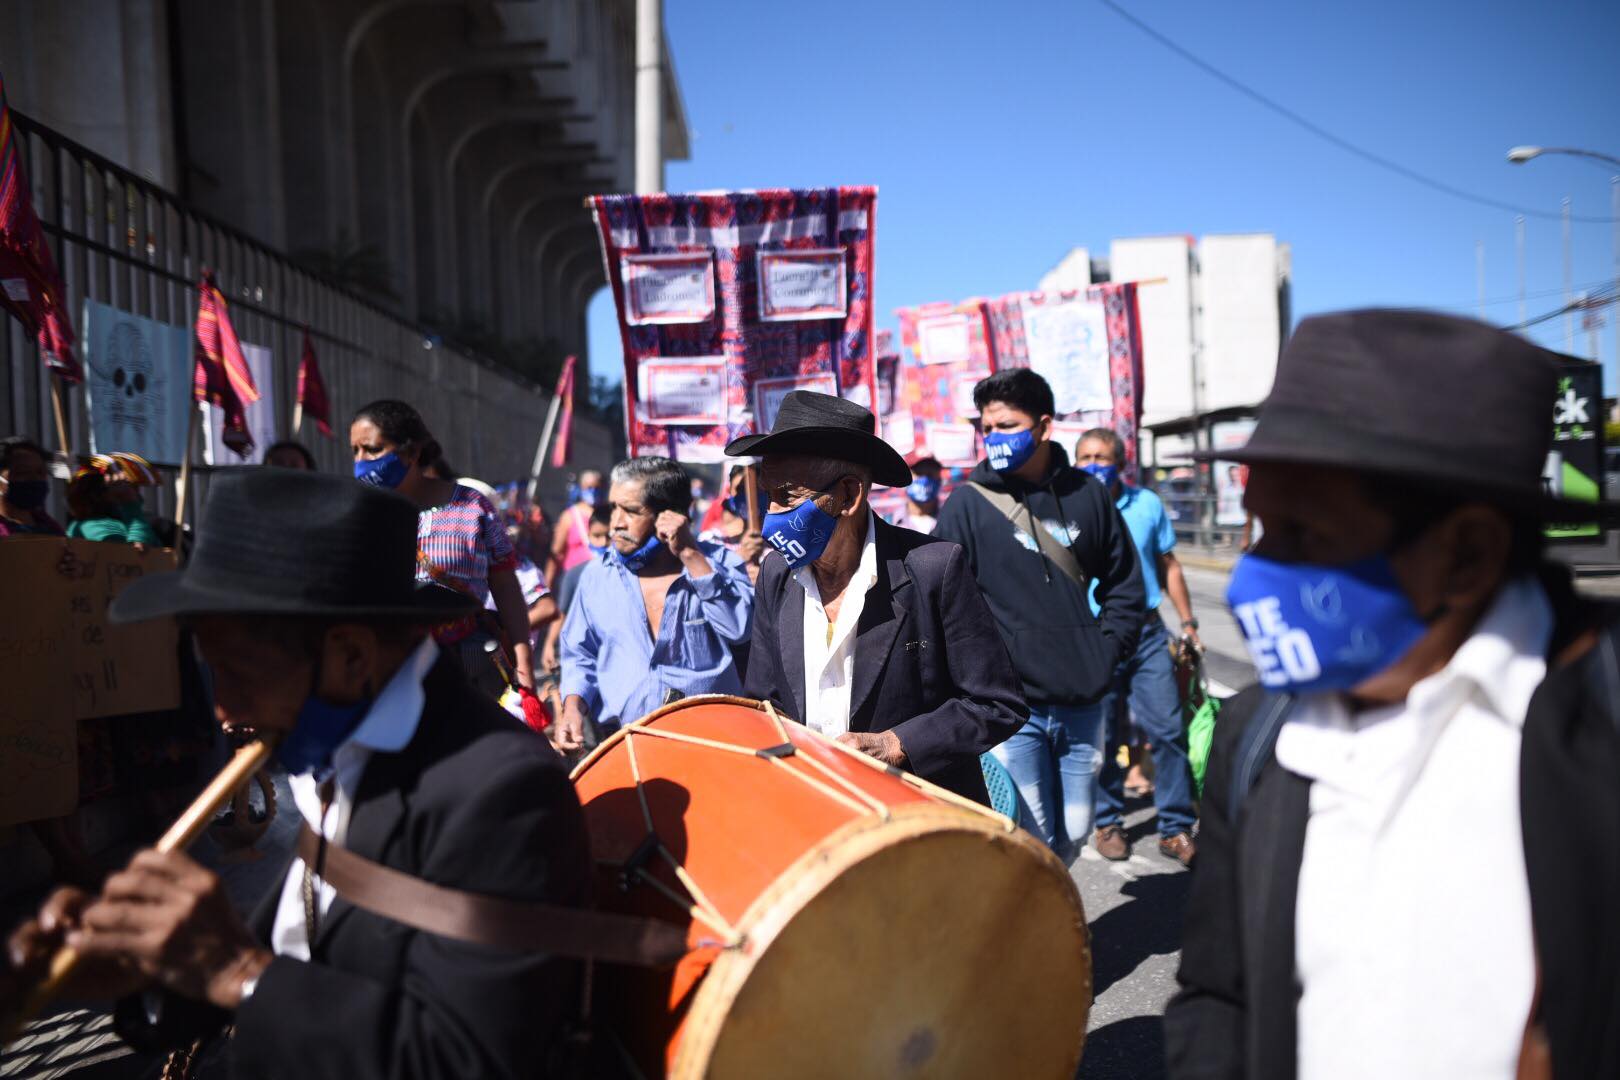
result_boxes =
[622,253,717,325]
[757,249,847,321]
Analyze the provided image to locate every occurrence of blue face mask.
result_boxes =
[5,479,49,510]
[354,451,408,489]
[762,494,840,569]
[1225,554,1429,693]
[588,542,610,557]
[724,490,768,522]
[985,428,1037,473]
[1080,462,1120,488]
[905,476,940,504]
[578,486,601,507]
[614,531,664,572]
[277,690,371,776]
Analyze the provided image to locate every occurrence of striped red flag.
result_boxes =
[550,354,576,469]
[192,270,260,457]
[0,73,80,382]
[296,328,331,436]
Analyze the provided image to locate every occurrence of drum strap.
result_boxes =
[295,824,688,967]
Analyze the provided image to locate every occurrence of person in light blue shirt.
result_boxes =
[557,456,754,749]
[1077,428,1201,866]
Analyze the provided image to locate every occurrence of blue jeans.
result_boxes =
[991,701,1108,856]
[1094,617,1197,838]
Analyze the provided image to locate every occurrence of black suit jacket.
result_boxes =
[1165,569,1620,1080]
[744,516,1027,803]
[116,656,594,1080]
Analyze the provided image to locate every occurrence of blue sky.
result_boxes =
[589,0,1620,391]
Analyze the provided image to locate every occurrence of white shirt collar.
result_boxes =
[1404,574,1552,730]
[792,509,880,600]
[344,635,440,755]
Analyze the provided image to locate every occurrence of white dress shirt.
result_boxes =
[1277,575,1551,1080]
[794,510,880,739]
[269,636,440,961]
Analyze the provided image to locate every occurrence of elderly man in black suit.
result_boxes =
[727,391,1026,803]
[6,469,603,1078]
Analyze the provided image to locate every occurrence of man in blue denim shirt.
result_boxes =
[556,457,754,749]
[1076,428,1201,866]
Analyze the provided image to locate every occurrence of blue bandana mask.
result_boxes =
[762,495,839,569]
[614,532,664,572]
[354,451,408,489]
[578,486,602,507]
[1080,462,1119,488]
[277,689,372,776]
[905,476,940,504]
[1225,554,1429,693]
[985,428,1037,473]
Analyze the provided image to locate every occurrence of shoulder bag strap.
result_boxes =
[965,481,1086,589]
[1226,692,1297,825]
[296,824,687,968]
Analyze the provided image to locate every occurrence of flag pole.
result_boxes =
[175,404,201,532]
[525,389,565,505]
[48,376,70,456]
[292,400,304,437]
[743,464,761,535]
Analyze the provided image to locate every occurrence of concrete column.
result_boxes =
[634,0,662,193]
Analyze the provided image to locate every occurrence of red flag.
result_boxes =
[296,328,331,436]
[0,73,80,382]
[550,354,576,469]
[193,270,260,457]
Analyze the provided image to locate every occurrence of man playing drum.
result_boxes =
[728,391,1026,802]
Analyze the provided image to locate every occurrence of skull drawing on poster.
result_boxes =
[89,319,164,439]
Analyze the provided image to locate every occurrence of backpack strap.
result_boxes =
[1226,691,1297,824]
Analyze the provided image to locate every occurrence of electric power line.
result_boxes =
[1093,0,1617,225]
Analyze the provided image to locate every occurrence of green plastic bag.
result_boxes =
[1187,693,1220,799]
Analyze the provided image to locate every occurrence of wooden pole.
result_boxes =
[292,400,304,438]
[743,464,761,535]
[48,377,70,457]
[174,404,201,532]
[525,388,566,505]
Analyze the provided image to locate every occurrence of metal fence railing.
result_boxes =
[1,110,615,523]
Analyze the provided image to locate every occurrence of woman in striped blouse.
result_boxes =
[348,399,535,697]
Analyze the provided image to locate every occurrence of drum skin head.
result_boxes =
[677,806,1091,1079]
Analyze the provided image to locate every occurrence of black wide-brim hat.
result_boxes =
[111,468,480,624]
[1196,308,1620,524]
[724,390,913,488]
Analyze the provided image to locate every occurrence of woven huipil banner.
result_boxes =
[985,283,1145,481]
[590,188,878,463]
[894,299,994,467]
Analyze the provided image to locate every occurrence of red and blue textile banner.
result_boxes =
[590,187,878,463]
[985,283,1145,481]
[192,270,260,457]
[894,299,994,467]
[0,73,80,382]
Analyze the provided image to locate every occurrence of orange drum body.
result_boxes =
[571,696,1092,1079]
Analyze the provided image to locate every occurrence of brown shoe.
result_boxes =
[1159,833,1196,867]
[1093,824,1129,861]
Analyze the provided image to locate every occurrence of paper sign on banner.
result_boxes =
[757,249,847,322]
[953,371,990,421]
[753,372,839,432]
[1049,420,1092,455]
[925,421,979,467]
[917,314,972,366]
[638,358,728,424]
[884,409,916,456]
[82,299,193,465]
[1021,294,1112,415]
[621,253,716,325]
[205,342,278,464]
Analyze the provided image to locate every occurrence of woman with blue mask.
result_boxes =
[548,468,605,584]
[0,436,64,538]
[903,455,944,534]
[349,399,535,700]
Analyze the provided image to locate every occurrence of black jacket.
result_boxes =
[744,516,1028,803]
[114,656,594,1080]
[1165,568,1620,1080]
[932,444,1146,707]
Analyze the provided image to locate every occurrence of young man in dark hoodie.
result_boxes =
[933,369,1146,859]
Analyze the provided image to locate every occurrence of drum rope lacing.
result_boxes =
[600,701,1016,945]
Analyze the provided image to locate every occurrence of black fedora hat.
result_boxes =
[110,468,479,624]
[1198,308,1619,523]
[724,390,912,488]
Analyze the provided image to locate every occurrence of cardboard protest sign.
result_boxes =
[0,538,182,826]
[591,188,879,464]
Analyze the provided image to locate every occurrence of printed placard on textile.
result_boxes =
[753,372,839,432]
[622,252,716,325]
[917,313,973,366]
[757,249,847,321]
[925,421,979,467]
[638,357,728,424]
[1021,293,1112,415]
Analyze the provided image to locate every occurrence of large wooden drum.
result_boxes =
[570,696,1091,1078]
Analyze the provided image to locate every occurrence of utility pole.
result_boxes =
[1612,176,1619,392]
[1515,215,1526,328]
[1563,196,1574,354]
[635,0,664,194]
[1475,240,1485,320]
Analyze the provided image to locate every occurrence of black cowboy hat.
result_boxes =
[724,390,912,488]
[1197,308,1620,523]
[110,468,479,623]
